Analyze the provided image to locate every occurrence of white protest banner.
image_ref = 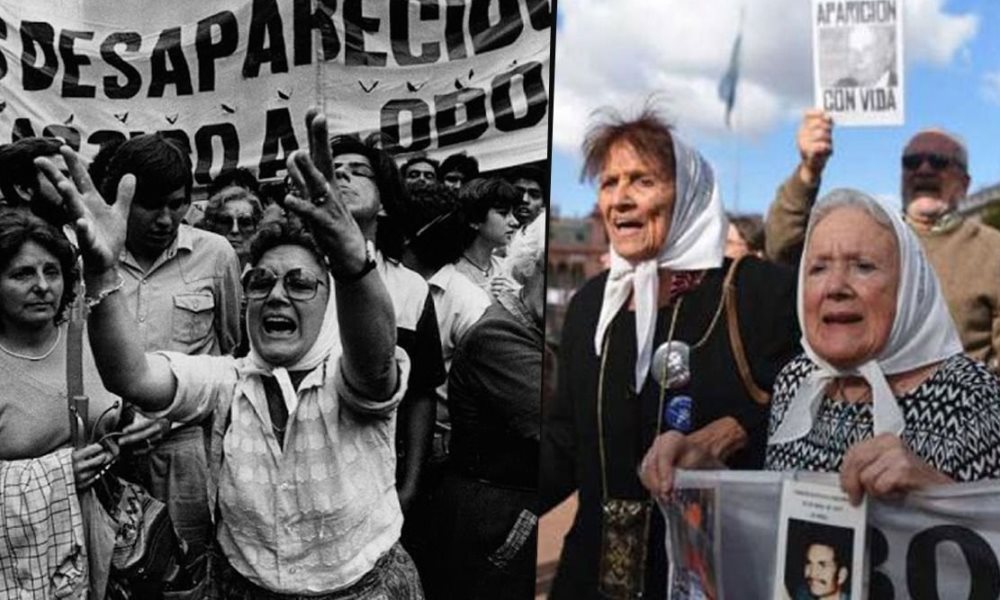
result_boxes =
[665,470,1000,599]
[0,0,551,184]
[812,0,904,126]
[319,0,551,170]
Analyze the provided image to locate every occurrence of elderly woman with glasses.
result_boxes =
[201,169,265,268]
[641,189,1000,504]
[36,109,423,598]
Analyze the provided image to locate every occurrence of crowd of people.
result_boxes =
[540,105,1000,600]
[0,107,547,598]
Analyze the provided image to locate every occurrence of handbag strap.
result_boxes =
[67,297,88,448]
[723,256,771,406]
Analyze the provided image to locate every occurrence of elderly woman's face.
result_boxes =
[0,241,64,330]
[247,245,329,367]
[598,142,675,263]
[803,207,900,369]
[216,196,258,253]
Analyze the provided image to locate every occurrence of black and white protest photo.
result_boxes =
[0,1,551,598]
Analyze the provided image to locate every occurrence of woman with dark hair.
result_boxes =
[436,212,546,599]
[35,111,423,598]
[454,178,521,292]
[0,208,121,596]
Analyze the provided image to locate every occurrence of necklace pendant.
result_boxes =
[651,341,691,389]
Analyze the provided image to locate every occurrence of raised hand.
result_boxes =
[797,109,834,186]
[839,432,953,506]
[34,146,135,274]
[304,107,335,185]
[285,111,368,280]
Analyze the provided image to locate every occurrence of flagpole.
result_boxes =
[733,106,741,213]
[731,4,745,214]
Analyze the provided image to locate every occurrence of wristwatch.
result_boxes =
[336,239,377,283]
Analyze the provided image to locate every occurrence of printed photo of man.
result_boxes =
[784,519,853,600]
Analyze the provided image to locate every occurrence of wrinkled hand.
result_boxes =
[119,415,172,456]
[72,442,118,490]
[839,433,953,506]
[684,416,748,463]
[797,109,833,186]
[34,146,135,274]
[638,431,721,499]
[284,109,368,280]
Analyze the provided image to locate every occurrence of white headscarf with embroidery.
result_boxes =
[593,133,727,393]
[769,189,962,444]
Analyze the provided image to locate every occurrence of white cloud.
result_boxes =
[553,0,980,155]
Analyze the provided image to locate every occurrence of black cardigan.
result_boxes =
[540,256,800,599]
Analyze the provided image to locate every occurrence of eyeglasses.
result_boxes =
[242,267,327,301]
[901,153,964,172]
[216,215,257,231]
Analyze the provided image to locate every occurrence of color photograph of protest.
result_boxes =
[0,1,550,598]
[539,0,1000,598]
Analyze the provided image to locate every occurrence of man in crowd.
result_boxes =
[439,152,480,191]
[314,121,446,590]
[321,122,446,509]
[507,164,547,226]
[766,110,1000,371]
[99,134,243,572]
[0,138,73,226]
[401,155,440,190]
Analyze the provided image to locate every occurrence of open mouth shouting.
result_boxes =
[261,312,298,339]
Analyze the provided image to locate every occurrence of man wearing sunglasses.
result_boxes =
[766,109,1000,372]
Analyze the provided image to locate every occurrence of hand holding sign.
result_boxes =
[639,431,723,499]
[839,432,953,506]
[797,109,833,187]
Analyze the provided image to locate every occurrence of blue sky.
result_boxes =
[550,0,1000,218]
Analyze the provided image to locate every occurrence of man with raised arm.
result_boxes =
[766,110,1000,371]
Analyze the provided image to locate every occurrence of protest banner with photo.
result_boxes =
[0,0,551,184]
[772,480,866,600]
[664,470,1000,599]
[665,487,724,600]
[812,0,904,126]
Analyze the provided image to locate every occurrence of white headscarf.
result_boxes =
[246,270,340,417]
[769,189,962,444]
[593,134,727,393]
